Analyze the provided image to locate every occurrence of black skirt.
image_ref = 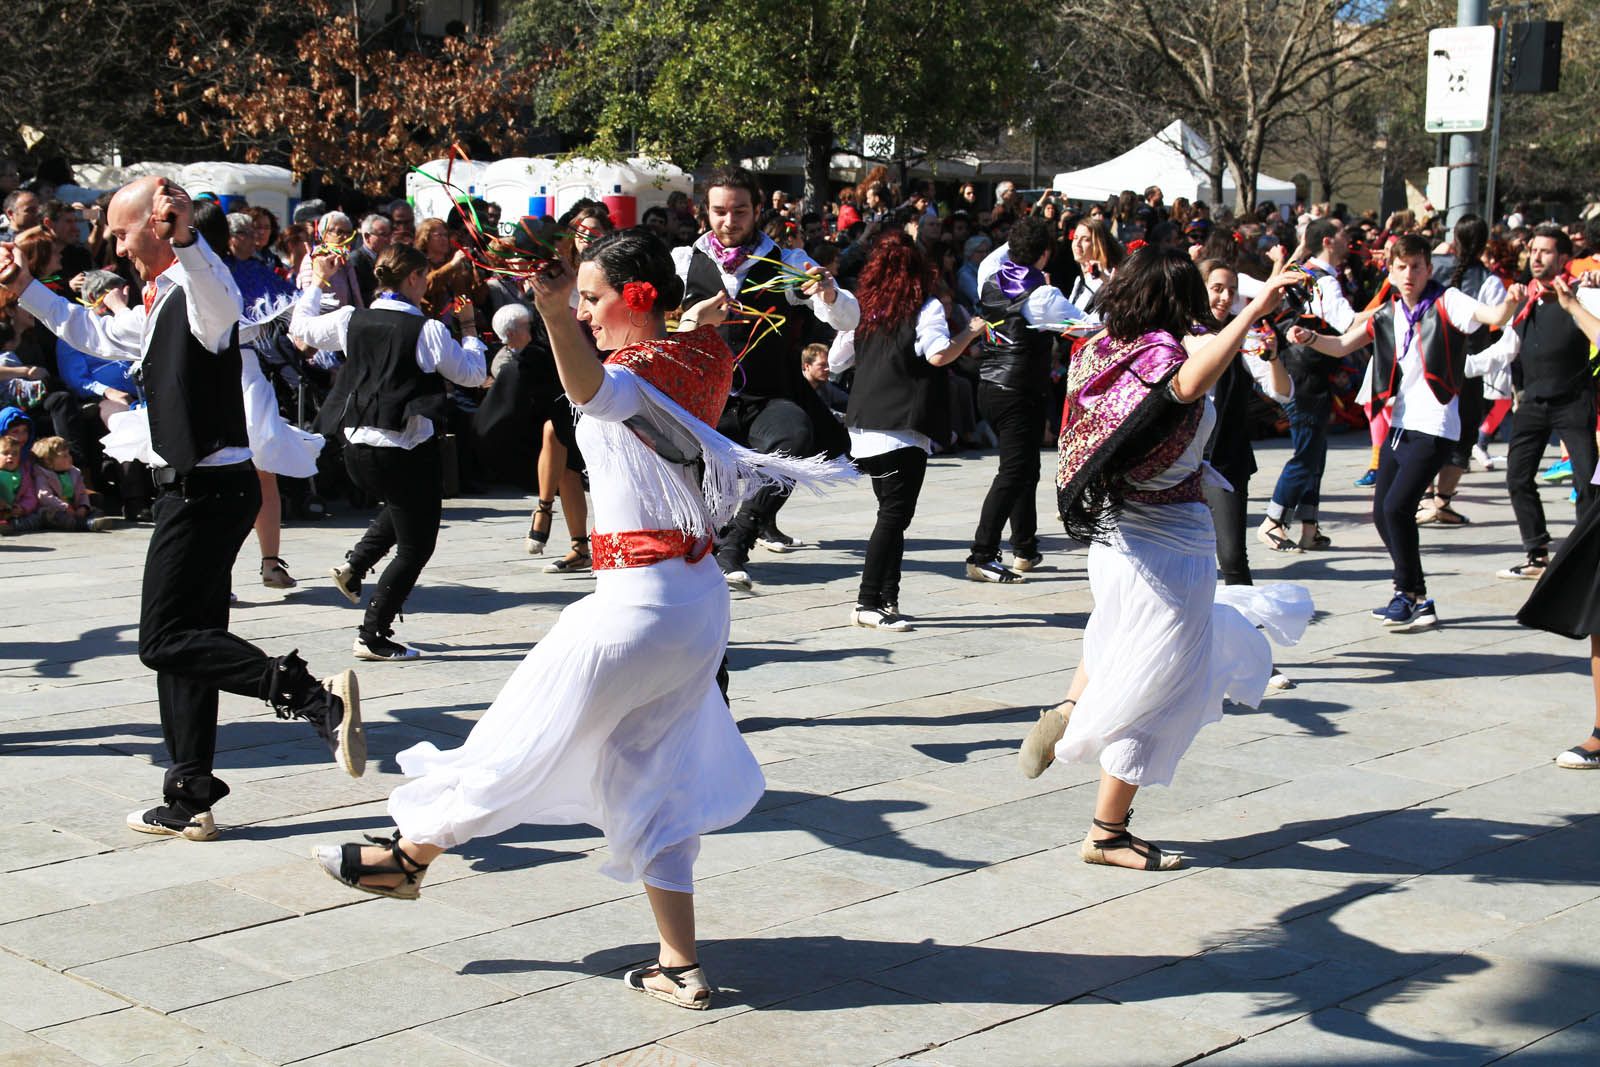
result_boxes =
[1518,497,1600,640]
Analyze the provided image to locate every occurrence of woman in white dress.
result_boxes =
[1018,247,1313,871]
[313,231,850,1009]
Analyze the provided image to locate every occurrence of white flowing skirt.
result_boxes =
[1055,501,1312,787]
[388,554,764,886]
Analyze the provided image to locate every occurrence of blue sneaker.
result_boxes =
[1372,591,1408,619]
[1541,458,1574,484]
[1571,488,1579,504]
[1354,469,1377,488]
[1381,596,1438,631]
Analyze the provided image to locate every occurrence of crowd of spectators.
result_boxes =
[1,156,1596,536]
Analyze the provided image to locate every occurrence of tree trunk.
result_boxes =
[803,123,833,208]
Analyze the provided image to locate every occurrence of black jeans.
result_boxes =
[969,382,1044,562]
[1447,377,1486,469]
[344,438,444,636]
[1204,478,1252,586]
[1504,392,1599,555]
[715,396,812,563]
[1373,429,1453,596]
[855,446,929,609]
[138,465,275,811]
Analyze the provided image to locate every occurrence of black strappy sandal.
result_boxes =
[525,500,555,555]
[544,535,591,573]
[624,961,713,1010]
[1080,809,1183,871]
[312,830,430,900]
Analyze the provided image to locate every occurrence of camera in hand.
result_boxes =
[1266,281,1313,328]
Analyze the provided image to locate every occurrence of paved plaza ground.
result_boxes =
[2,430,1598,1066]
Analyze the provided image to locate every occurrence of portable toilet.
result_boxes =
[552,158,692,229]
[407,157,488,222]
[181,163,301,222]
[483,157,558,233]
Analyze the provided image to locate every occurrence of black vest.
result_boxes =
[1279,262,1345,405]
[1369,292,1467,407]
[338,308,446,431]
[976,277,1053,393]
[1515,296,1595,404]
[143,286,248,475]
[845,316,950,443]
[1204,354,1257,485]
[683,248,804,400]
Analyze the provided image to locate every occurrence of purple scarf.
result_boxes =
[994,255,1046,299]
[1398,280,1445,361]
[705,232,757,272]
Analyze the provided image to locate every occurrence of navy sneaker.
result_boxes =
[1371,592,1407,620]
[1381,596,1438,631]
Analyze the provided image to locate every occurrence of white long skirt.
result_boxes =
[1054,501,1312,787]
[388,554,764,889]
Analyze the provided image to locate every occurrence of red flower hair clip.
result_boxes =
[622,281,657,313]
[1126,239,1147,251]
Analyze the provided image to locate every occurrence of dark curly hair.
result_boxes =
[579,228,686,314]
[856,230,934,339]
[1097,246,1216,342]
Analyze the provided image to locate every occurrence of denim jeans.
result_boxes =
[1268,398,1329,524]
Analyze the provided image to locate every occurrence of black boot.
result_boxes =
[266,650,366,777]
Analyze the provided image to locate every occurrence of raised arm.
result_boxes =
[1553,278,1600,344]
[1173,270,1305,403]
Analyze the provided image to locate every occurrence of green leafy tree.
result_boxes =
[505,0,1035,202]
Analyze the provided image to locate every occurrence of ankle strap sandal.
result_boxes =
[624,960,713,1010]
[544,535,592,573]
[314,830,430,900]
[1081,808,1183,871]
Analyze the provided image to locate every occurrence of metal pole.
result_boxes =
[1483,15,1509,220]
[1447,0,1490,227]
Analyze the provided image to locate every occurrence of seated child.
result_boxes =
[31,435,112,532]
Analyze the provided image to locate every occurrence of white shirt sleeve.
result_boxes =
[1578,287,1600,318]
[828,330,857,373]
[913,299,952,360]
[976,243,1008,292]
[780,246,860,330]
[288,286,355,351]
[574,363,644,423]
[1312,273,1356,332]
[174,237,245,353]
[416,319,488,386]
[16,282,141,361]
[671,244,694,290]
[1022,285,1085,327]
[1477,274,1507,305]
[1440,286,1487,334]
[1466,324,1519,378]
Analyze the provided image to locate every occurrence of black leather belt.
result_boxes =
[153,460,255,491]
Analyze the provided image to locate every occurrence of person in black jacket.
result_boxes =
[1,177,364,843]
[291,243,487,661]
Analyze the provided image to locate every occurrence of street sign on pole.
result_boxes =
[1425,25,1497,133]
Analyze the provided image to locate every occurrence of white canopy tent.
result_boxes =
[1051,120,1298,207]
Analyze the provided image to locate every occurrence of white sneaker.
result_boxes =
[1267,672,1294,690]
[724,569,752,591]
[850,606,911,631]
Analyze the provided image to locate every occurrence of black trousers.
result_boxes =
[715,396,812,561]
[138,465,274,811]
[345,438,444,636]
[1373,429,1452,596]
[1504,393,1599,555]
[1204,477,1253,586]
[969,382,1044,561]
[1446,377,1486,469]
[856,446,929,609]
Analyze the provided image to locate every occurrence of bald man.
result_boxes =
[0,177,364,842]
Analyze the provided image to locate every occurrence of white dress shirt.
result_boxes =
[19,237,252,468]
[973,242,1086,327]
[289,288,487,449]
[671,232,861,332]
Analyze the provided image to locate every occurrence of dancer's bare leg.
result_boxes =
[559,467,588,540]
[255,471,281,560]
[645,884,697,968]
[1581,635,1600,755]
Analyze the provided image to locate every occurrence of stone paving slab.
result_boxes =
[3,434,1600,1064]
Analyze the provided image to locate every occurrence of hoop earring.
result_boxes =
[628,311,650,328]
